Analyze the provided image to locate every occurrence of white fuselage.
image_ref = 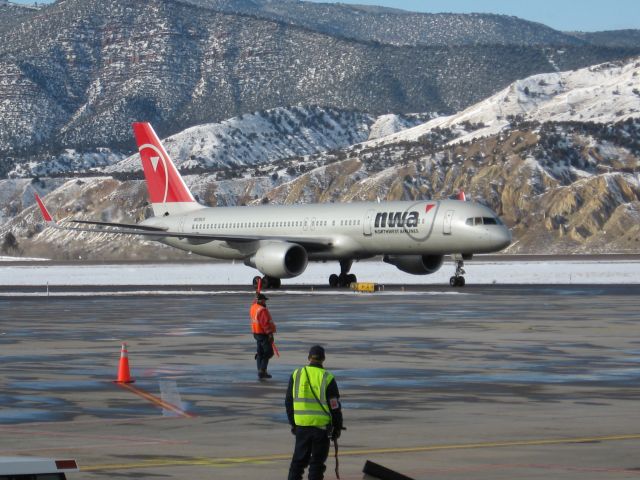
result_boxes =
[141,199,511,261]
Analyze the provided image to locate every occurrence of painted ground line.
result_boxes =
[81,432,640,472]
[115,382,195,418]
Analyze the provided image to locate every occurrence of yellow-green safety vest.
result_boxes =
[292,366,335,427]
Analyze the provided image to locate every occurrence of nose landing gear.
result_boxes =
[449,256,466,287]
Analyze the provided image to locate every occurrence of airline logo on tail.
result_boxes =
[132,122,196,205]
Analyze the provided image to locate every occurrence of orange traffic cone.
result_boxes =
[116,343,134,383]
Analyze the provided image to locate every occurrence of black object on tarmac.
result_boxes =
[362,460,415,480]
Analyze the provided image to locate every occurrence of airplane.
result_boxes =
[35,122,512,289]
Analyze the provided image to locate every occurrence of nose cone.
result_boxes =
[494,226,512,250]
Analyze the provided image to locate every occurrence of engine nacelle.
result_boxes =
[383,254,444,275]
[248,242,308,279]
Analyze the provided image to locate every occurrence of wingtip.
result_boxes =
[34,193,54,223]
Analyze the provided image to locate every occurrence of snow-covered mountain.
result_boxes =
[5,107,432,178]
[187,0,601,47]
[3,57,640,259]
[0,0,638,171]
[370,58,640,148]
[107,107,433,174]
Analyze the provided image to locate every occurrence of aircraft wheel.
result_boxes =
[329,274,339,287]
[338,273,350,288]
[457,276,466,287]
[450,276,457,287]
[347,273,357,284]
[262,276,281,289]
[253,276,262,289]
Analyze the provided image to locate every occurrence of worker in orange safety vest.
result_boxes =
[250,293,277,379]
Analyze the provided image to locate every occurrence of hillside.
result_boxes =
[570,30,640,49]
[0,0,638,173]
[0,2,38,34]
[369,58,640,147]
[2,57,640,259]
[6,106,432,177]
[107,107,433,173]
[188,0,588,47]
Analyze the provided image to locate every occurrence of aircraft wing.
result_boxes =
[34,195,334,249]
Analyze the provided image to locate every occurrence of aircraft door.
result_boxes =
[443,210,454,235]
[178,216,186,233]
[363,209,375,236]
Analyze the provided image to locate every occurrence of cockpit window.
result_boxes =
[466,216,502,226]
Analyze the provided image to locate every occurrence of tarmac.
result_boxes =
[2,284,640,479]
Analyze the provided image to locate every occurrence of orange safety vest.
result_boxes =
[250,302,274,334]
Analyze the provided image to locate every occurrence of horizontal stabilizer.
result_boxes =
[34,194,55,225]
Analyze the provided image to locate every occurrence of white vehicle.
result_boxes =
[36,123,511,288]
[0,457,78,479]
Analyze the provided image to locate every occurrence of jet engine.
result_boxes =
[383,254,444,275]
[247,242,308,279]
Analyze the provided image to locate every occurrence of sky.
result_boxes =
[9,0,640,32]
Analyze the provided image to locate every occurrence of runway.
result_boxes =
[1,285,640,479]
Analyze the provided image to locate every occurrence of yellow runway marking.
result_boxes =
[115,382,194,418]
[81,432,640,472]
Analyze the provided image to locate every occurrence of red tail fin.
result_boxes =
[132,123,196,206]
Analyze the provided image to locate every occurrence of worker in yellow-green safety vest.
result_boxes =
[285,345,343,480]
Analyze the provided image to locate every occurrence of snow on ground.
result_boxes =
[1,259,639,288]
[0,256,48,262]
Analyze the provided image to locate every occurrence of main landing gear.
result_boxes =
[253,275,281,290]
[329,259,357,288]
[449,254,471,287]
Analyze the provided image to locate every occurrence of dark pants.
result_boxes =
[287,426,330,480]
[254,334,274,371]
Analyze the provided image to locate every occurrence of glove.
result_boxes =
[291,426,297,435]
[331,426,343,440]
